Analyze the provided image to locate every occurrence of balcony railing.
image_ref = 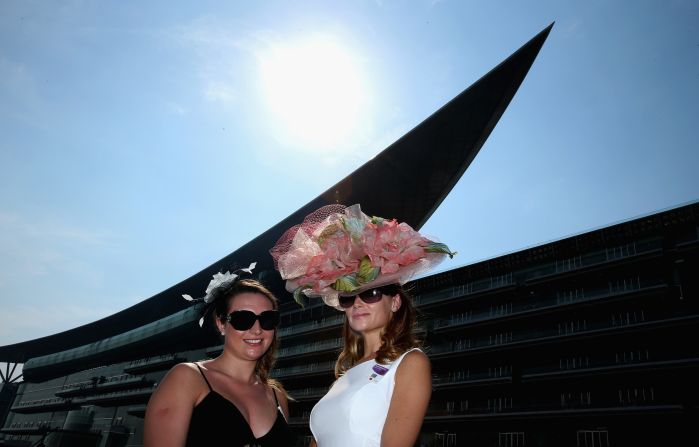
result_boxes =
[273,361,335,378]
[430,314,699,357]
[417,239,663,304]
[124,353,183,374]
[56,374,152,397]
[288,386,329,400]
[423,404,684,421]
[521,357,699,382]
[432,279,665,331]
[278,338,342,359]
[1,420,55,435]
[279,315,345,337]
[433,367,512,388]
[524,239,663,284]
[72,385,156,406]
[414,274,516,307]
[11,396,73,413]
[288,415,311,426]
[206,344,224,358]
[127,405,147,417]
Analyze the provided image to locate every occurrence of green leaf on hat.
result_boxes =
[357,256,380,284]
[293,285,312,307]
[425,242,457,258]
[334,274,360,292]
[370,216,386,225]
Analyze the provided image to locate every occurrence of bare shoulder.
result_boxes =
[156,362,207,393]
[148,362,207,409]
[144,363,204,444]
[164,362,201,382]
[397,350,431,374]
[393,350,431,390]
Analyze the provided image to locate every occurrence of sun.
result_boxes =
[259,36,366,151]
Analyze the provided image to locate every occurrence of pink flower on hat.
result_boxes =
[270,204,455,308]
[364,219,430,274]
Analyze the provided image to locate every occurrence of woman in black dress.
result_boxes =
[144,267,294,446]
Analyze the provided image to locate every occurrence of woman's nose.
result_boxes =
[249,319,263,333]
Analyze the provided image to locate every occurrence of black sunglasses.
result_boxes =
[338,285,399,309]
[224,310,280,331]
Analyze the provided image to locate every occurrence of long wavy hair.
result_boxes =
[334,284,420,378]
[211,278,281,388]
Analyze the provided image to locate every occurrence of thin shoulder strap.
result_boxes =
[193,362,213,391]
[271,386,280,407]
[271,386,288,422]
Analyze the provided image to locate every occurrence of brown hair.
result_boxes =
[211,278,283,391]
[334,284,420,378]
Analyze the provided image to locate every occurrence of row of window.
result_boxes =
[299,429,608,447]
[429,386,659,414]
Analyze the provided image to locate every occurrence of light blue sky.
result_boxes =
[0,1,697,348]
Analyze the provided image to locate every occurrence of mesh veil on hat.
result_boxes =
[270,204,455,309]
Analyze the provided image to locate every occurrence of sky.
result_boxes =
[0,0,697,350]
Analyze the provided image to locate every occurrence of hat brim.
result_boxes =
[303,255,443,310]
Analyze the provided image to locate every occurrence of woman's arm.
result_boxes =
[143,363,202,447]
[380,351,432,447]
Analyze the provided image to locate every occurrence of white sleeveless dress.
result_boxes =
[310,348,420,447]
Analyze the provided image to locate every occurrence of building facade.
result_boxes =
[2,202,697,446]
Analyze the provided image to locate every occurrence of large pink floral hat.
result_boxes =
[270,204,455,309]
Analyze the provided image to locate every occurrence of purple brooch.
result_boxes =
[369,364,390,382]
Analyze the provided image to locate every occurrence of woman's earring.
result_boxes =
[220,331,225,336]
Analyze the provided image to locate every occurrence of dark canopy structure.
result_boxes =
[0,24,552,373]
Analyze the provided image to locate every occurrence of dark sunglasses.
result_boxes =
[224,310,280,331]
[338,285,399,309]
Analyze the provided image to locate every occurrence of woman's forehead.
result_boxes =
[228,292,273,310]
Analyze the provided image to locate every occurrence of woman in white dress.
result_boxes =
[270,204,455,447]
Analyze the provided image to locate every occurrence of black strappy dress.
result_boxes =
[185,363,295,446]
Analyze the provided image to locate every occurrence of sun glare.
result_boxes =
[259,37,366,151]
